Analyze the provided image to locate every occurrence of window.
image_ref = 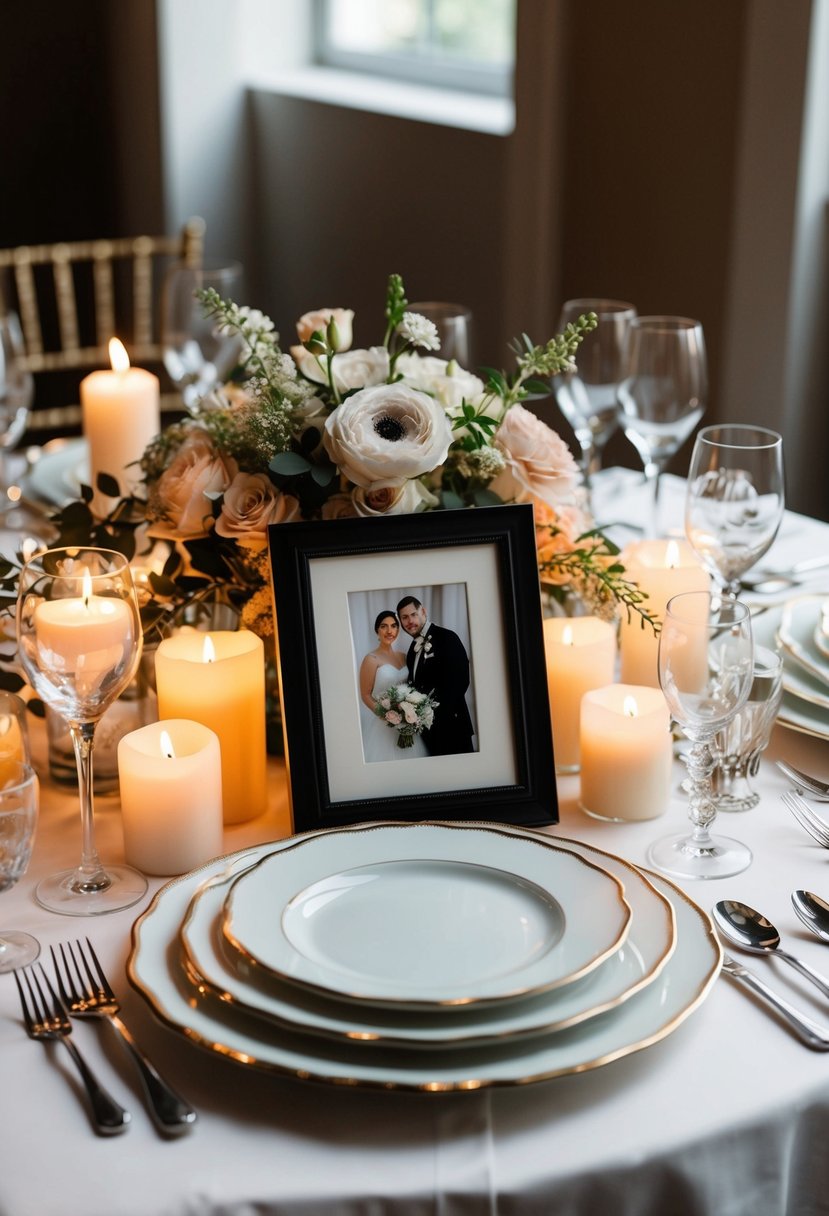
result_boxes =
[315,0,516,96]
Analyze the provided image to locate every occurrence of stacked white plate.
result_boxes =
[754,595,829,741]
[128,821,721,1091]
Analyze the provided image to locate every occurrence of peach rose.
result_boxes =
[490,405,580,507]
[215,473,301,551]
[533,498,594,583]
[321,492,360,520]
[150,430,236,540]
[296,308,354,351]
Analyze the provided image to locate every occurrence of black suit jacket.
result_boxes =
[407,623,475,756]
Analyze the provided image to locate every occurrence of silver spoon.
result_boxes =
[791,891,829,944]
[713,900,829,999]
[740,555,829,595]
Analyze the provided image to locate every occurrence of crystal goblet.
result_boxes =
[16,547,147,915]
[712,644,783,811]
[0,686,40,969]
[647,591,754,880]
[407,302,474,368]
[161,261,244,412]
[685,424,784,600]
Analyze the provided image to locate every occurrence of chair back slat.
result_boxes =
[132,236,154,350]
[92,242,116,347]
[13,253,43,357]
[52,245,80,356]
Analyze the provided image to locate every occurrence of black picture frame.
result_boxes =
[267,503,557,832]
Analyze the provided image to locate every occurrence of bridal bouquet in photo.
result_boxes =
[374,681,439,750]
[0,274,657,670]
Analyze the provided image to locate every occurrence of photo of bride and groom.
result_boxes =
[351,585,478,764]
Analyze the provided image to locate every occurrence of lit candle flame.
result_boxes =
[202,635,216,664]
[81,568,92,608]
[665,540,680,569]
[109,337,130,373]
[160,730,176,760]
[562,624,574,646]
[623,696,639,718]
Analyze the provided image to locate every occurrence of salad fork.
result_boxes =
[14,963,130,1136]
[782,790,829,848]
[51,938,196,1135]
[777,760,829,802]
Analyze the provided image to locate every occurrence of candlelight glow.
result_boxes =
[159,730,176,760]
[81,569,92,607]
[623,696,639,718]
[562,624,574,647]
[109,337,130,373]
[665,540,680,569]
[0,715,11,738]
[203,635,216,664]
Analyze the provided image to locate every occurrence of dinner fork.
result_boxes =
[51,939,196,1135]
[13,963,130,1136]
[782,790,829,848]
[777,760,829,802]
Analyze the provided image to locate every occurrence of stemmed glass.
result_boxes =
[408,302,474,367]
[618,316,707,536]
[0,312,35,522]
[160,261,244,412]
[0,688,39,971]
[16,547,147,915]
[648,591,754,880]
[552,298,636,506]
[685,424,785,599]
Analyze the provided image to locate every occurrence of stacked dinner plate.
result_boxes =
[754,595,829,741]
[128,821,720,1092]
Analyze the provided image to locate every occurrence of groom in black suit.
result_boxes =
[397,595,475,756]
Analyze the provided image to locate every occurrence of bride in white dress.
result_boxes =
[358,610,427,763]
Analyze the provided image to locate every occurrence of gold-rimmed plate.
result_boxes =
[179,831,675,1050]
[220,823,632,1009]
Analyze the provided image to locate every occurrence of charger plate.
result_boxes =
[778,596,829,687]
[127,825,720,1092]
[221,822,632,1008]
[753,605,829,741]
[180,832,675,1049]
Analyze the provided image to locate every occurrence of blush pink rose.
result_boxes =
[295,308,354,351]
[490,405,580,506]
[215,473,301,550]
[150,430,236,540]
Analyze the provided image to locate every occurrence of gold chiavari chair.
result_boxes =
[0,216,205,429]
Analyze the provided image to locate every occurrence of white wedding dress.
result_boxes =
[361,661,427,763]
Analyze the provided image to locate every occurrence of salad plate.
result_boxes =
[221,822,631,1008]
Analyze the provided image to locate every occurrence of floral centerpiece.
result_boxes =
[0,275,656,722]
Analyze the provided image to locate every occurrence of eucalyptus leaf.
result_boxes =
[270,451,312,477]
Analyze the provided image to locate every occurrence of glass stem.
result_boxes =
[685,735,718,846]
[69,721,111,894]
[644,460,663,538]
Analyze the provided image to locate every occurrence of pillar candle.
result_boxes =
[154,629,267,824]
[81,338,160,514]
[543,617,617,772]
[118,719,223,875]
[580,684,672,821]
[619,539,710,687]
[33,571,135,698]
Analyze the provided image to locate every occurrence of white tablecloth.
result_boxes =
[2,471,829,1215]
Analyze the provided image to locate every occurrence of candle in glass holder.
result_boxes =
[543,616,617,772]
[81,338,160,513]
[154,629,267,824]
[118,719,223,875]
[580,684,672,821]
[33,569,135,697]
[619,539,709,687]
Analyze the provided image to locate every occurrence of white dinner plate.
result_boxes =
[752,605,829,741]
[127,826,721,1092]
[221,823,632,1008]
[27,438,89,505]
[180,832,675,1049]
[778,596,829,687]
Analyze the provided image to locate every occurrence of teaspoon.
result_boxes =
[740,555,829,595]
[791,891,829,944]
[713,900,829,999]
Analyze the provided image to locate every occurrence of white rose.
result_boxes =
[322,383,453,489]
[352,478,438,517]
[490,404,580,506]
[397,353,486,410]
[215,473,301,551]
[406,689,426,704]
[296,307,354,351]
[291,346,389,393]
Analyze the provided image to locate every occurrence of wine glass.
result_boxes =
[407,302,474,367]
[685,424,785,599]
[648,591,754,880]
[552,298,636,506]
[617,316,707,536]
[160,261,244,412]
[16,547,147,915]
[0,312,35,522]
[0,763,40,972]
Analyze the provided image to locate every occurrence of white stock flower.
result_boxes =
[322,383,453,488]
[397,312,440,351]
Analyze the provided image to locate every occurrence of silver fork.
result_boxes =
[51,938,196,1136]
[782,790,829,847]
[13,963,130,1136]
[777,760,829,802]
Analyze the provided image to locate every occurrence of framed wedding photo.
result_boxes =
[268,503,557,832]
